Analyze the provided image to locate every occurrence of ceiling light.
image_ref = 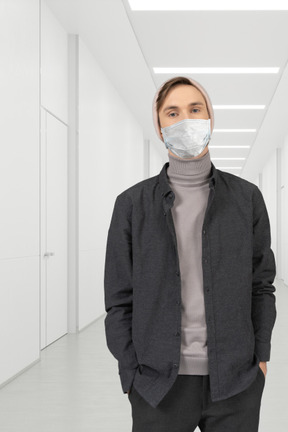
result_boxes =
[213,129,256,132]
[128,0,288,11]
[211,157,246,160]
[213,105,265,109]
[153,67,280,74]
[209,145,250,148]
[153,67,279,74]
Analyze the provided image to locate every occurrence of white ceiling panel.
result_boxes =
[124,10,288,67]
[45,0,288,179]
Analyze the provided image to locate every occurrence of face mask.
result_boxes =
[160,118,211,159]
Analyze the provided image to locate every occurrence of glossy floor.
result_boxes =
[0,278,287,431]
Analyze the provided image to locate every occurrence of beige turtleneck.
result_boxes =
[167,149,212,375]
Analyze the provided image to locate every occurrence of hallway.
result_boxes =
[1,1,288,431]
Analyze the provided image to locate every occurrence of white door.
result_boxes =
[40,108,68,348]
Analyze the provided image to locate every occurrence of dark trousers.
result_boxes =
[128,366,265,432]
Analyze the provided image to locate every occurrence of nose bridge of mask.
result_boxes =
[161,117,210,133]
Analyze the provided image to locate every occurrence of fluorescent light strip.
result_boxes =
[211,158,245,160]
[216,171,241,175]
[217,167,242,169]
[213,105,265,109]
[213,129,256,132]
[128,0,288,11]
[209,145,250,148]
[153,67,279,74]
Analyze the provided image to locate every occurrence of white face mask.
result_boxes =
[161,118,211,159]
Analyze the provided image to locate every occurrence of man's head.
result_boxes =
[152,76,214,159]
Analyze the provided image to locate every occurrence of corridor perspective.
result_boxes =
[1,1,288,431]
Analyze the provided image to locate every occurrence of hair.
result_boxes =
[156,76,207,129]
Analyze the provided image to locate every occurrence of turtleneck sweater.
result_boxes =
[167,149,212,375]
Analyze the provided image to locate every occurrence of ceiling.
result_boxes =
[45,0,288,181]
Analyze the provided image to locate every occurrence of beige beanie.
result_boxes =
[152,76,214,142]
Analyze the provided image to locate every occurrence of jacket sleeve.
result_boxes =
[251,186,277,362]
[104,192,139,394]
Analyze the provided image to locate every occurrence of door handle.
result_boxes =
[43,252,55,257]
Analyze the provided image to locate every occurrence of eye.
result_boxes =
[168,112,177,117]
[192,108,200,113]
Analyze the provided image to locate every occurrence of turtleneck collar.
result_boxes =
[167,149,212,187]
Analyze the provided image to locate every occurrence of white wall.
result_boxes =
[78,37,145,330]
[0,0,40,385]
[0,0,69,386]
[41,0,68,123]
[252,175,260,188]
[281,135,288,285]
[0,0,146,385]
[249,144,288,285]
[261,150,277,268]
[149,139,167,177]
[40,0,68,347]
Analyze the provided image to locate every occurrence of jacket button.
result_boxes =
[203,230,206,235]
[176,300,180,305]
[175,331,180,336]
[173,363,178,368]
[175,271,180,276]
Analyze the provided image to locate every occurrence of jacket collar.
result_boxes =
[158,160,217,199]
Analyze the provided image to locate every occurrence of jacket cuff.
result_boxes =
[255,341,271,362]
[119,366,139,394]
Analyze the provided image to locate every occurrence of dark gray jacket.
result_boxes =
[104,161,277,409]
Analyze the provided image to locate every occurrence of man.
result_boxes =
[104,76,277,431]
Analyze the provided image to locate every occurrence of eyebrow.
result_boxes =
[163,102,205,113]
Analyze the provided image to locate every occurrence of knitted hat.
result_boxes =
[152,77,214,142]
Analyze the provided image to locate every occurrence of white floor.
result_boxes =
[0,278,287,432]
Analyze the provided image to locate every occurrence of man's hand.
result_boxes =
[259,361,267,378]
